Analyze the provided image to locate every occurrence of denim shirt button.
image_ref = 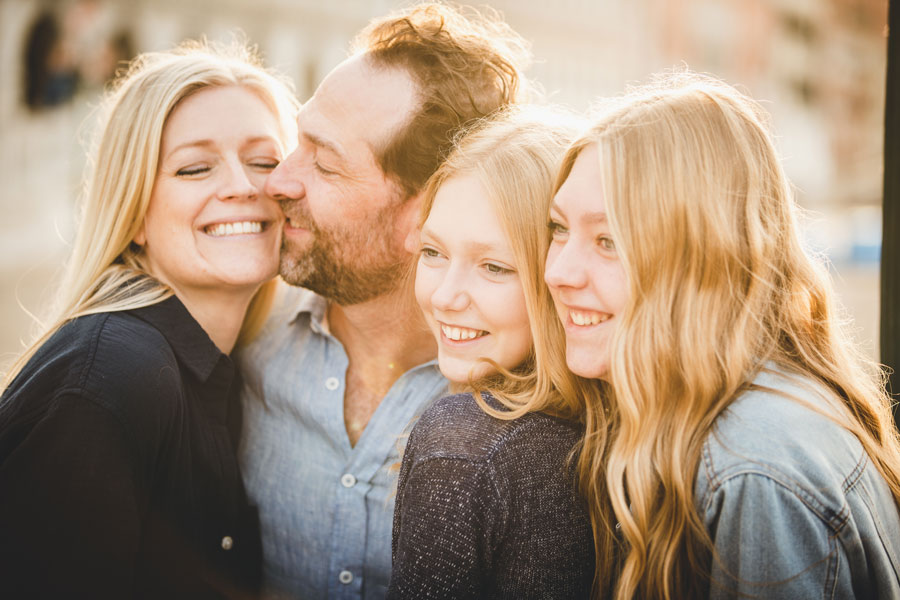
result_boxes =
[325,377,340,391]
[221,535,233,550]
[340,473,357,488]
[338,570,353,584]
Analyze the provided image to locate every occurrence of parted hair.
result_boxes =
[353,2,531,197]
[2,39,299,390]
[560,72,900,599]
[418,105,601,425]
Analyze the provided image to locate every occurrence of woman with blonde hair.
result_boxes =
[387,106,598,599]
[0,40,297,597]
[545,72,900,598]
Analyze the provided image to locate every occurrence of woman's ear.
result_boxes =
[133,224,146,246]
[400,190,424,255]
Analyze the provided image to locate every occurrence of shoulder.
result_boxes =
[53,310,186,432]
[407,392,583,466]
[2,310,185,454]
[696,368,866,523]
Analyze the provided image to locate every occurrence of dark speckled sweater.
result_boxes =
[387,392,595,599]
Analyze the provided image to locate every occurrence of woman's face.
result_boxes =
[136,85,285,298]
[545,144,627,380]
[415,174,532,383]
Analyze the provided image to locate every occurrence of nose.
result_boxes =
[265,147,305,202]
[218,157,258,201]
[545,240,588,291]
[430,265,470,313]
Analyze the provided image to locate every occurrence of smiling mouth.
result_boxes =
[204,221,266,237]
[440,324,488,341]
[569,310,612,326]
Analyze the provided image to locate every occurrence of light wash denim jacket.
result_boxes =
[695,368,900,598]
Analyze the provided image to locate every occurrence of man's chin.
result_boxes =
[278,254,315,287]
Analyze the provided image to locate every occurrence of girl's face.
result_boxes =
[415,174,532,383]
[545,144,627,380]
[136,85,285,299]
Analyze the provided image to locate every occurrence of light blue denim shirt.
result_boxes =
[696,367,900,598]
[238,286,447,600]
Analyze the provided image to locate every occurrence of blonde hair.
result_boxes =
[559,72,900,598]
[2,39,299,390]
[419,105,601,420]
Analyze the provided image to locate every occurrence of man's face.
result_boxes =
[265,55,421,305]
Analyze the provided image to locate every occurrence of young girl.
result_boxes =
[0,41,297,598]
[545,72,900,599]
[387,107,598,599]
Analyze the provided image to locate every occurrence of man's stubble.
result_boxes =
[278,198,410,306]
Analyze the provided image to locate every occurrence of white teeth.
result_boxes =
[205,221,264,237]
[570,310,609,326]
[440,324,485,341]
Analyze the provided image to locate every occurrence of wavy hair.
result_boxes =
[418,104,601,421]
[558,72,900,598]
[2,39,299,390]
[353,2,532,197]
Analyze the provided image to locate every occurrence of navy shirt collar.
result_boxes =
[129,295,230,383]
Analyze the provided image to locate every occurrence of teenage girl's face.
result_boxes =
[415,174,532,383]
[545,144,627,380]
[136,85,285,298]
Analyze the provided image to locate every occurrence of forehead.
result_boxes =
[554,144,607,216]
[299,54,420,160]
[426,175,513,256]
[162,85,279,148]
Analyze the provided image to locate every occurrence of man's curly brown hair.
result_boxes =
[352,3,531,197]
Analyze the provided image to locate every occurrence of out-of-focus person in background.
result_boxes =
[237,3,530,598]
[544,72,900,599]
[0,40,298,599]
[388,106,597,599]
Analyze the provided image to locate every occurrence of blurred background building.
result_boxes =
[0,0,886,366]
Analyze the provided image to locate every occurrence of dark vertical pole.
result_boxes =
[883,0,899,422]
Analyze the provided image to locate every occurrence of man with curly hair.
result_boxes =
[239,4,531,598]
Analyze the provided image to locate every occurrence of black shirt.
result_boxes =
[388,393,595,599]
[0,296,262,599]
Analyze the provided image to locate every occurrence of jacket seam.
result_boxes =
[704,469,849,535]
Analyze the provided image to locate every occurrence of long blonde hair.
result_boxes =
[417,106,601,423]
[560,72,900,599]
[2,40,299,390]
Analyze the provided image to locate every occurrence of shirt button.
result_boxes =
[338,570,353,584]
[340,473,357,488]
[325,377,340,391]
[221,536,233,550]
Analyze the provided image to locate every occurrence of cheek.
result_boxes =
[494,284,533,365]
[413,264,436,313]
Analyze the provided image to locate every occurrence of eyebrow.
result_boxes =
[303,131,346,163]
[165,135,277,157]
[421,227,510,255]
[549,201,608,224]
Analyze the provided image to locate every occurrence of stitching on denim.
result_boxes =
[841,451,866,494]
[710,469,846,535]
